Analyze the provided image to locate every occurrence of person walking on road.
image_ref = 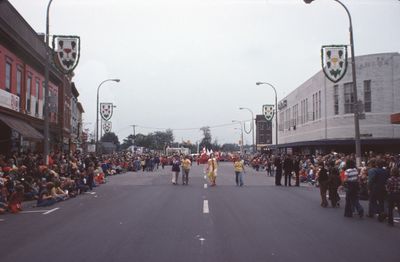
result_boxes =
[207,153,218,186]
[343,159,364,218]
[317,161,329,207]
[274,156,282,186]
[283,155,294,187]
[233,155,245,187]
[181,155,191,185]
[328,161,341,207]
[171,155,181,185]
[368,158,389,221]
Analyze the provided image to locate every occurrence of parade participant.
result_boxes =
[386,167,400,226]
[343,159,364,218]
[317,161,329,207]
[283,154,294,187]
[233,155,245,187]
[328,161,341,207]
[207,153,218,186]
[368,158,389,221]
[274,156,282,186]
[181,155,191,185]
[171,155,181,185]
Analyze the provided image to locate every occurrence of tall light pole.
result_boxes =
[232,120,244,155]
[96,79,120,154]
[304,0,361,166]
[239,107,255,154]
[44,0,54,165]
[256,82,278,148]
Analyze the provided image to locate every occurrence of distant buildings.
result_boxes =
[276,52,400,155]
[0,1,85,154]
[255,114,272,151]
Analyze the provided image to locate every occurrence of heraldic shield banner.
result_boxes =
[100,103,113,121]
[321,45,348,83]
[263,104,275,121]
[103,121,112,133]
[52,35,81,74]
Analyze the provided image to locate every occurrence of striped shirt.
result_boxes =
[345,168,359,182]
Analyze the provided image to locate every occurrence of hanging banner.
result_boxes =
[100,103,113,121]
[103,121,112,133]
[263,104,275,121]
[52,35,81,74]
[321,45,348,83]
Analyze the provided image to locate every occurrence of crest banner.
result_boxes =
[263,104,275,121]
[52,35,81,74]
[103,121,112,133]
[100,103,113,121]
[321,45,348,83]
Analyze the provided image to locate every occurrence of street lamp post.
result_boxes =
[256,82,278,148]
[232,120,244,155]
[96,79,120,154]
[44,0,54,165]
[239,107,255,153]
[304,0,361,166]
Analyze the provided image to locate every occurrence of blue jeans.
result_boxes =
[235,171,244,186]
[344,182,364,217]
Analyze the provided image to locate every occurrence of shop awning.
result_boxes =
[0,114,43,140]
[391,113,400,124]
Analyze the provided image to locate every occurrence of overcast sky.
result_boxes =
[8,0,400,145]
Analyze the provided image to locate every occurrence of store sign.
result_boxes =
[278,100,287,110]
[0,89,19,112]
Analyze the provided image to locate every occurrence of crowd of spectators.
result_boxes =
[0,150,131,215]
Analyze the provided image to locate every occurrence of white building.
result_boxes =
[277,52,400,154]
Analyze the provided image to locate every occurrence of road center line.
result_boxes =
[203,200,209,214]
[43,207,59,215]
[20,210,50,214]
[204,184,207,189]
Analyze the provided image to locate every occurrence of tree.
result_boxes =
[120,129,175,151]
[101,132,120,145]
[200,126,212,150]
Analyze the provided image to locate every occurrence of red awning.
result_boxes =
[391,113,400,124]
[0,114,43,140]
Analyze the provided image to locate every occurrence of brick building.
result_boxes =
[0,0,83,154]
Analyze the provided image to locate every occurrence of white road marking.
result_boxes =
[203,200,209,214]
[20,210,50,214]
[204,175,207,180]
[43,207,59,215]
[0,219,4,222]
[204,184,207,189]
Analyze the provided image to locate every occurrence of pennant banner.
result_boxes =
[103,121,112,133]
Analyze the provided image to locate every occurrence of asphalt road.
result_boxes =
[1,162,400,262]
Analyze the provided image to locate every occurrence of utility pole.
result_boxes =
[130,124,136,147]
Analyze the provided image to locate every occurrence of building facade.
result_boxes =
[277,52,400,154]
[0,0,83,154]
[255,114,273,151]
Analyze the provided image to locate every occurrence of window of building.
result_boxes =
[5,62,12,92]
[26,76,32,113]
[318,90,321,119]
[312,94,315,121]
[364,80,371,113]
[16,68,22,97]
[35,79,40,115]
[305,98,309,122]
[279,112,284,131]
[344,82,354,114]
[334,85,339,115]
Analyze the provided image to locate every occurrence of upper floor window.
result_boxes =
[333,85,339,115]
[5,62,12,92]
[16,68,22,97]
[35,79,40,115]
[344,82,354,114]
[364,80,371,113]
[26,76,32,113]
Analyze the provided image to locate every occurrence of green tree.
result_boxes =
[101,132,120,145]
[200,126,212,150]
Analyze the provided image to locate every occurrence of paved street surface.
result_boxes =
[1,162,399,262]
